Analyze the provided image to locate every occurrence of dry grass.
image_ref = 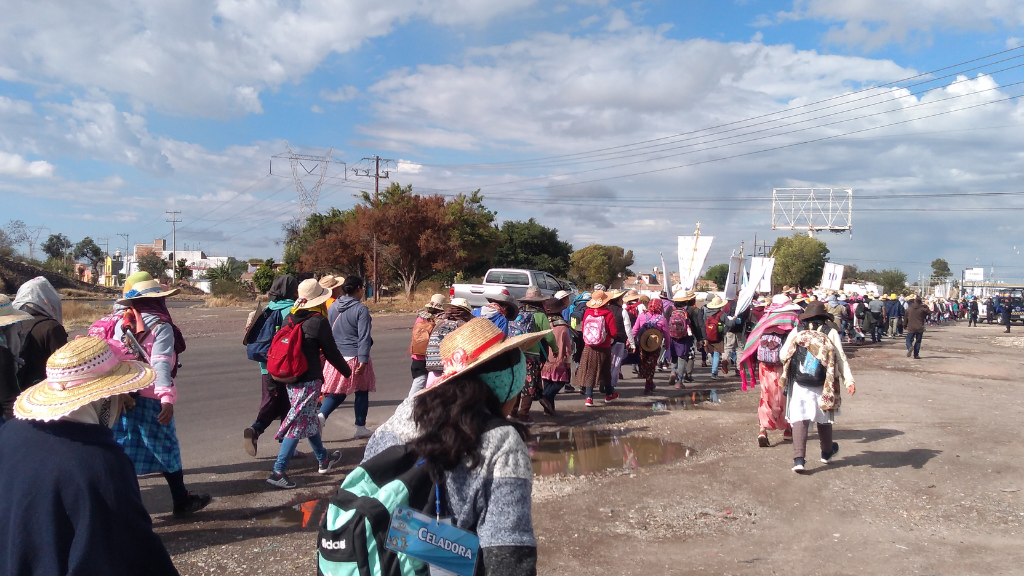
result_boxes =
[364,290,441,315]
[60,288,107,299]
[62,301,110,327]
[203,295,251,308]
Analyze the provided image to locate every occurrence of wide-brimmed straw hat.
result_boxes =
[450,297,473,313]
[587,290,611,308]
[607,289,627,302]
[117,272,179,304]
[318,275,344,290]
[14,337,156,422]
[706,295,728,310]
[639,327,664,352]
[553,290,571,301]
[622,290,641,303]
[672,290,697,303]
[427,318,549,389]
[0,294,33,327]
[426,293,446,310]
[799,301,830,321]
[519,286,547,304]
[294,278,332,310]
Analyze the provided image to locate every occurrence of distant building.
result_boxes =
[125,238,233,291]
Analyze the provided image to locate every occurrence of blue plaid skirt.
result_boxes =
[113,396,183,475]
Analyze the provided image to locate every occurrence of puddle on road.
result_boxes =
[252,498,328,530]
[529,427,694,477]
[651,389,721,411]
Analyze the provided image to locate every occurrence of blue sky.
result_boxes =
[2,0,1024,283]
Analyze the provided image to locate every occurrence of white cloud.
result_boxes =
[0,152,54,178]
[781,0,1024,49]
[321,86,359,102]
[605,9,632,32]
[311,105,325,114]
[0,0,538,118]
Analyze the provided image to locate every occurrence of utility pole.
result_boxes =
[118,233,129,283]
[352,155,395,303]
[166,211,180,284]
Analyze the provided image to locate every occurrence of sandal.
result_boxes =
[757,432,770,448]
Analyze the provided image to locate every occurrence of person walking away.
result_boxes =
[632,298,670,394]
[319,274,344,308]
[422,298,475,393]
[903,294,928,359]
[540,296,573,415]
[985,297,995,324]
[407,294,445,398]
[867,295,885,343]
[510,287,559,424]
[242,274,297,457]
[473,292,519,336]
[12,277,68,393]
[1001,296,1013,333]
[968,297,979,327]
[566,291,592,391]
[110,272,211,516]
[851,296,867,344]
[722,300,750,375]
[667,291,703,387]
[622,291,642,376]
[779,302,856,472]
[577,290,619,407]
[1,337,179,575]
[0,295,33,422]
[703,296,728,380]
[266,279,350,489]
[360,318,545,575]
[883,294,903,339]
[825,294,848,343]
[738,294,802,447]
[320,275,375,439]
[606,290,631,389]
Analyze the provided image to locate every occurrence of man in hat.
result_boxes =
[0,338,179,575]
[408,294,446,400]
[968,296,979,327]
[473,292,519,337]
[884,294,903,339]
[903,294,928,359]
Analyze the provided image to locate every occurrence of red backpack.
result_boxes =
[704,311,725,343]
[267,314,312,383]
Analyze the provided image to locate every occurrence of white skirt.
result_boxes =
[786,382,837,424]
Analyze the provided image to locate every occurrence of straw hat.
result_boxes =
[426,293,446,310]
[117,271,180,304]
[294,278,332,310]
[519,286,547,304]
[622,290,641,303]
[706,295,728,310]
[553,290,571,301]
[318,275,344,290]
[672,290,696,303]
[428,318,549,389]
[799,301,830,321]
[450,297,473,313]
[14,337,156,422]
[890,293,898,299]
[639,327,664,352]
[586,290,611,309]
[607,289,627,302]
[0,294,33,327]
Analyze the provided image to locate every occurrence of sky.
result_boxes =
[2,0,1024,283]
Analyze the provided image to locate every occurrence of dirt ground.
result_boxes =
[157,320,1024,575]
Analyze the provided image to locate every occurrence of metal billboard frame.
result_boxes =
[772,188,853,236]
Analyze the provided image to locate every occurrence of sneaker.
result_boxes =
[683,375,694,383]
[791,458,806,473]
[584,398,595,407]
[758,433,770,448]
[318,413,326,431]
[562,384,576,393]
[243,426,258,458]
[354,425,373,439]
[538,397,556,416]
[906,349,912,357]
[604,392,619,403]
[267,471,296,489]
[318,451,343,474]
[710,374,720,381]
[821,442,840,464]
[172,492,212,518]
[668,374,677,387]
[518,414,536,425]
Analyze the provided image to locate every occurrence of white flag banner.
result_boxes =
[677,235,715,292]
[750,257,775,293]
[723,256,742,300]
[736,257,773,314]
[659,252,673,298]
[820,263,845,291]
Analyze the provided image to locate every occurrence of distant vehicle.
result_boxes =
[450,269,573,308]
[995,287,1024,324]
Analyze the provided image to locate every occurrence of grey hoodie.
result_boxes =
[327,296,373,363]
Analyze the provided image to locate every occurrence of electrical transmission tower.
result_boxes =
[24,226,48,261]
[270,144,346,220]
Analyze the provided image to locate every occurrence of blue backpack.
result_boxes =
[508,310,535,338]
[245,308,283,363]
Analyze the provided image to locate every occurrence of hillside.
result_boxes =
[0,257,118,296]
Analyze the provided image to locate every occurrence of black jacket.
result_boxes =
[17,315,68,388]
[0,419,179,576]
[285,310,351,383]
[607,303,628,344]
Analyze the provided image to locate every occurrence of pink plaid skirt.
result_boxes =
[321,356,377,395]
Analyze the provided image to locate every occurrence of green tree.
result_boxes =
[42,233,72,262]
[282,208,351,273]
[0,229,14,259]
[252,258,277,293]
[772,234,830,289]
[703,263,730,289]
[175,258,193,281]
[73,237,105,283]
[930,258,952,282]
[493,218,573,277]
[205,260,244,282]
[568,245,635,288]
[136,252,169,280]
[877,268,908,294]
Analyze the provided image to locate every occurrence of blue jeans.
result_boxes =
[320,391,370,426]
[710,351,721,377]
[905,332,922,358]
[274,434,327,473]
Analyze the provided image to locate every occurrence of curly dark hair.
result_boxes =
[409,352,527,481]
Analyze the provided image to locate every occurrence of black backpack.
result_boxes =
[791,327,830,388]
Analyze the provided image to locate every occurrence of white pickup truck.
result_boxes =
[450,268,574,308]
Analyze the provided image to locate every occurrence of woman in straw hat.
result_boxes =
[0,295,34,422]
[0,337,178,575]
[667,290,703,387]
[538,293,573,415]
[107,272,211,517]
[509,286,560,425]
[420,297,476,394]
[267,278,352,489]
[318,274,345,308]
[363,318,548,576]
[703,295,729,380]
[407,293,446,400]
[779,301,856,473]
[320,275,376,439]
[576,289,620,407]
[632,298,670,394]
[12,276,68,393]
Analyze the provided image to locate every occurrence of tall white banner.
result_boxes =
[677,235,715,292]
[820,263,845,291]
[659,252,673,298]
[736,257,774,314]
[723,256,742,300]
[750,257,774,293]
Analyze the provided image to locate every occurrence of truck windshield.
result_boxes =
[485,271,530,285]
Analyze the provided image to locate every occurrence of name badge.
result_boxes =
[386,506,479,576]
